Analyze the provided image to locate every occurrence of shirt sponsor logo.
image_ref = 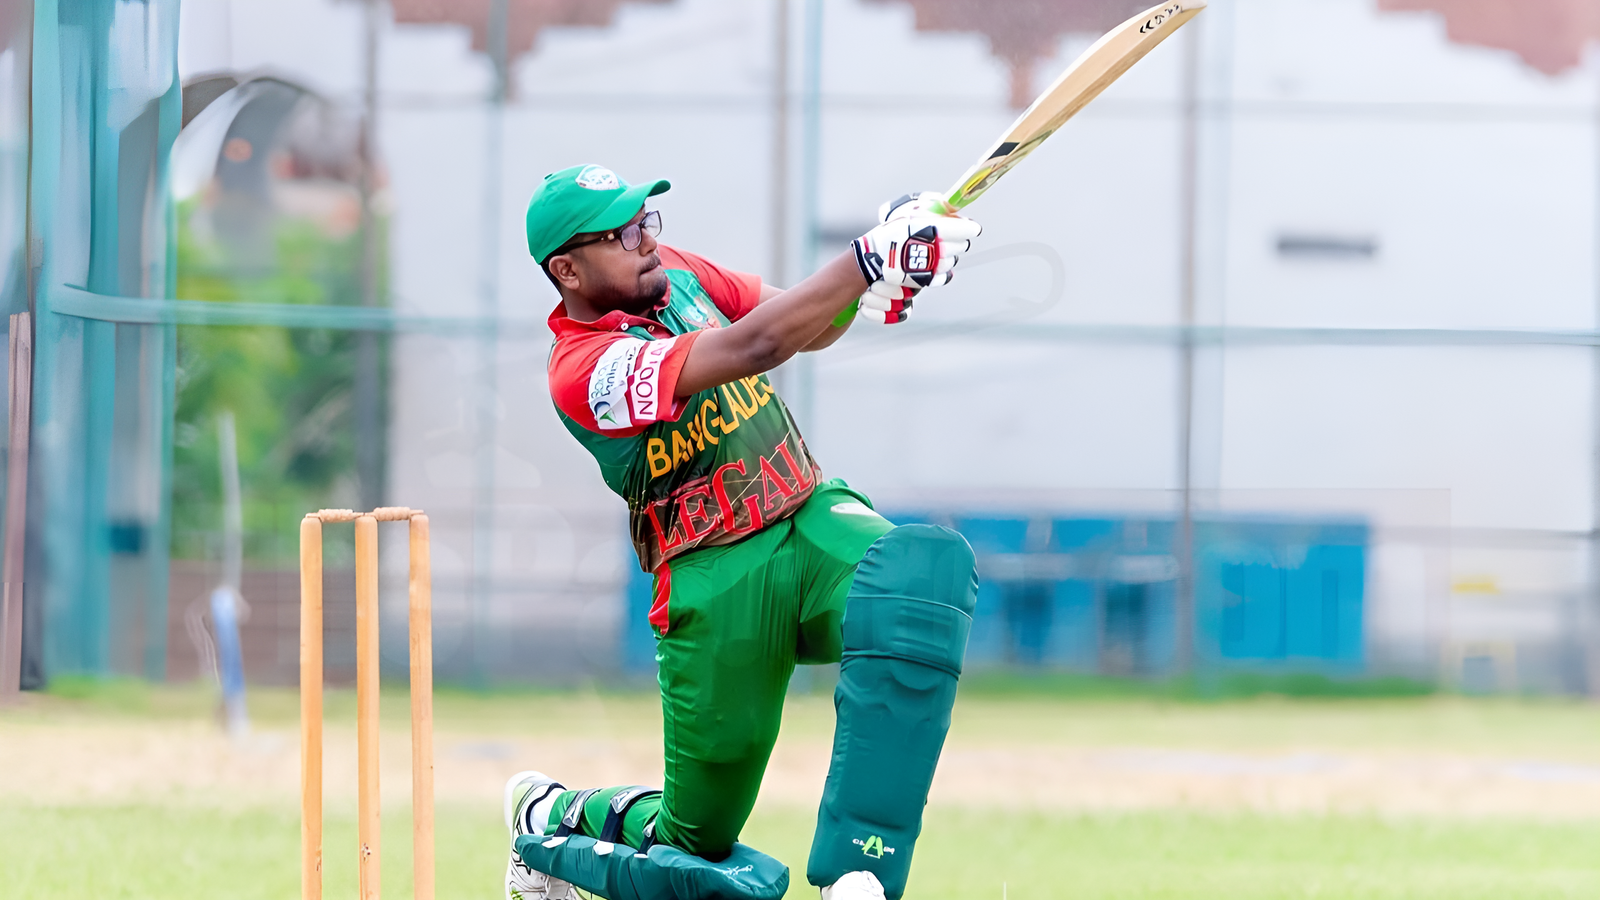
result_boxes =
[575,165,620,191]
[644,376,777,480]
[641,433,815,562]
[588,338,644,430]
[631,337,676,424]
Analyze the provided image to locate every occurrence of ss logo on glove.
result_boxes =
[898,227,940,283]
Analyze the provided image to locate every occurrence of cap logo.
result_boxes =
[576,165,620,191]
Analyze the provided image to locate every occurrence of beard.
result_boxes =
[640,266,669,304]
[597,256,668,316]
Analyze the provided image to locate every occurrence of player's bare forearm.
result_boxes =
[755,282,851,352]
[675,252,864,396]
[801,318,850,352]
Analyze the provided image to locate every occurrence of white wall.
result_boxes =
[185,0,1600,679]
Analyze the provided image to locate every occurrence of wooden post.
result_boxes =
[1,312,32,703]
[299,514,324,900]
[355,514,380,900]
[409,514,434,900]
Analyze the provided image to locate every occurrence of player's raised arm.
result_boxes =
[754,276,848,353]
[672,253,863,394]
[674,197,981,396]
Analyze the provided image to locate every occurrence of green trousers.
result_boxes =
[548,479,893,858]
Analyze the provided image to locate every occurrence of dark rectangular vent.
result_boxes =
[1276,234,1378,260]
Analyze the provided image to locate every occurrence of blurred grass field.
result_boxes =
[3,678,1599,899]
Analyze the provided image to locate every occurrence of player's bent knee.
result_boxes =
[807,524,978,900]
[841,524,977,671]
[514,833,789,900]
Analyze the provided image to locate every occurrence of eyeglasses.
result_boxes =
[557,210,662,255]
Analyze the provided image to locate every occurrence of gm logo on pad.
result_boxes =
[853,835,895,858]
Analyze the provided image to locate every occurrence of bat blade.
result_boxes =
[942,0,1207,212]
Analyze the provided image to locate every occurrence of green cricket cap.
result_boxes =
[525,164,671,264]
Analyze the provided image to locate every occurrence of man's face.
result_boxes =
[550,208,667,314]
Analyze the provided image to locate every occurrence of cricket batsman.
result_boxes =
[504,164,983,900]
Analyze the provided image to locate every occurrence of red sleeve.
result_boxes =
[658,245,762,322]
[549,330,704,436]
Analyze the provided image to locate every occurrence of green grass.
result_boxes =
[36,667,1442,714]
[957,669,1437,701]
[4,802,1598,899]
[7,682,1600,898]
[23,678,1597,758]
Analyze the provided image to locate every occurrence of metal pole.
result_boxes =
[1,312,31,703]
[771,0,790,290]
[1174,18,1203,677]
[1590,61,1600,698]
[355,0,384,511]
[767,0,793,399]
[471,0,510,687]
[794,0,824,433]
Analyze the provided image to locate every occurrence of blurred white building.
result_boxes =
[178,0,1600,689]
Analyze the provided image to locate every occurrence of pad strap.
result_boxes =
[600,785,661,844]
[554,788,601,838]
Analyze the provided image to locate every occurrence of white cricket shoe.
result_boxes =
[504,770,579,900]
[821,871,886,900]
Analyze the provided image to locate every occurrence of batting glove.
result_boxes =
[850,201,982,324]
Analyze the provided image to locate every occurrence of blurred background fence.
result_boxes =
[6,0,1600,695]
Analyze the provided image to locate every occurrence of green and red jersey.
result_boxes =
[547,246,820,602]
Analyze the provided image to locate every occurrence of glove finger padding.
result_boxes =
[857,305,909,325]
[863,282,916,304]
[931,217,982,242]
[859,284,915,326]
[860,292,915,312]
[879,191,951,223]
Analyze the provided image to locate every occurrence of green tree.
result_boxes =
[171,203,384,563]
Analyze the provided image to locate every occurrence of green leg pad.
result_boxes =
[513,833,789,900]
[806,525,977,900]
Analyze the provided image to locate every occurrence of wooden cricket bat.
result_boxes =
[941,0,1208,212]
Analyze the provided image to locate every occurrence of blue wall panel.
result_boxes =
[620,508,1369,679]
[1195,519,1367,670]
